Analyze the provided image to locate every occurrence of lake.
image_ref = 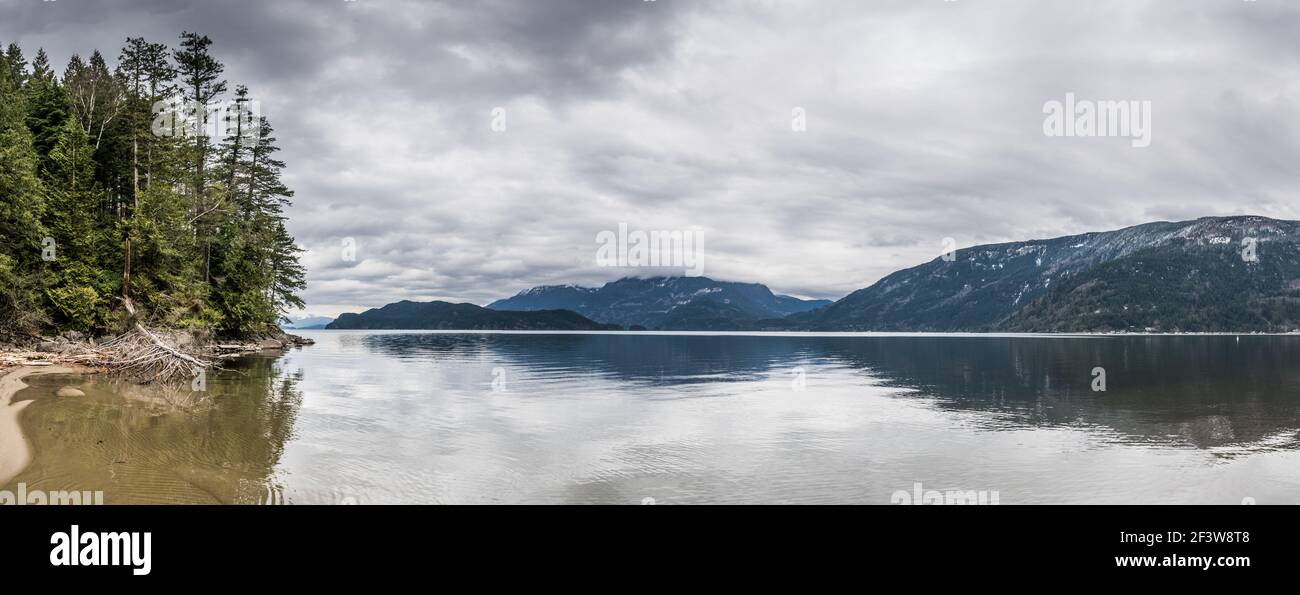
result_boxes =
[6,331,1300,504]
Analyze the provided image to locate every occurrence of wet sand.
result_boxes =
[0,366,80,485]
[2,358,296,504]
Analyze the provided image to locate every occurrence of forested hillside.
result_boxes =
[785,216,1300,333]
[327,301,621,331]
[488,276,831,330]
[0,33,303,338]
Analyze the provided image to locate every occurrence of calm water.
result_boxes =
[7,331,1300,504]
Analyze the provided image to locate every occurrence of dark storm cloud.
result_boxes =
[3,0,1299,316]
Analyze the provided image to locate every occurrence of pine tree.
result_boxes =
[174,32,227,285]
[116,37,176,300]
[23,48,69,174]
[44,116,111,330]
[141,41,177,190]
[0,37,303,338]
[0,50,49,332]
[249,117,305,323]
[5,43,28,87]
[29,47,51,79]
[118,38,173,196]
[268,220,306,319]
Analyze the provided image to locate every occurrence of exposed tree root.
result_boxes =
[82,298,214,384]
[2,298,310,384]
[89,327,212,384]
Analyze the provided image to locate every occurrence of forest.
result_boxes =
[0,32,304,339]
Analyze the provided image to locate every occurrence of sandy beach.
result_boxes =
[0,366,79,486]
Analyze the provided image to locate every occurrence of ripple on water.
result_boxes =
[8,332,1300,504]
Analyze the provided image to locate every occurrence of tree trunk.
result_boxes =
[122,238,132,300]
[124,128,138,301]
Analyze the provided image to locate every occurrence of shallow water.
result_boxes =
[6,331,1300,504]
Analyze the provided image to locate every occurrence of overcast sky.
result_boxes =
[3,0,1299,317]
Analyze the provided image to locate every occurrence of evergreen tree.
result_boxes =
[141,41,177,189]
[211,107,305,333]
[174,32,227,284]
[29,47,51,79]
[0,51,48,333]
[0,37,304,338]
[44,117,111,330]
[268,220,306,319]
[250,117,305,322]
[5,43,27,87]
[23,48,69,174]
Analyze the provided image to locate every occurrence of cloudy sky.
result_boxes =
[3,0,1299,317]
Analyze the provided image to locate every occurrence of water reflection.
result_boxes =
[7,332,1300,504]
[356,332,1300,450]
[816,335,1300,450]
[5,355,305,504]
[356,332,817,384]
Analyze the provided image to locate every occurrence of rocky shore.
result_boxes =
[0,329,314,372]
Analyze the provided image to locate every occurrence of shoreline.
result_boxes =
[0,365,87,486]
[292,329,1300,337]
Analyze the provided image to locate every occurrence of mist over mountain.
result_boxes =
[488,277,831,330]
[326,217,1300,333]
[283,316,336,330]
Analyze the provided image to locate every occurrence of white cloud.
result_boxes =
[5,0,1299,317]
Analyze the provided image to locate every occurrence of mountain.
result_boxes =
[789,216,1300,332]
[328,216,1299,334]
[487,277,832,330]
[326,301,620,330]
[282,315,335,330]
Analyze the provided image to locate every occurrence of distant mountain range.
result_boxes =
[282,315,336,330]
[487,276,831,330]
[321,216,1300,333]
[785,215,1300,332]
[326,301,619,330]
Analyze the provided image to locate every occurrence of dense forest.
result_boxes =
[999,240,1300,333]
[0,33,304,339]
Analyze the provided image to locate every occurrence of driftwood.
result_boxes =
[85,298,213,384]
[2,298,307,384]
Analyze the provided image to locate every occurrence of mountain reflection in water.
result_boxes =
[6,332,1300,504]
